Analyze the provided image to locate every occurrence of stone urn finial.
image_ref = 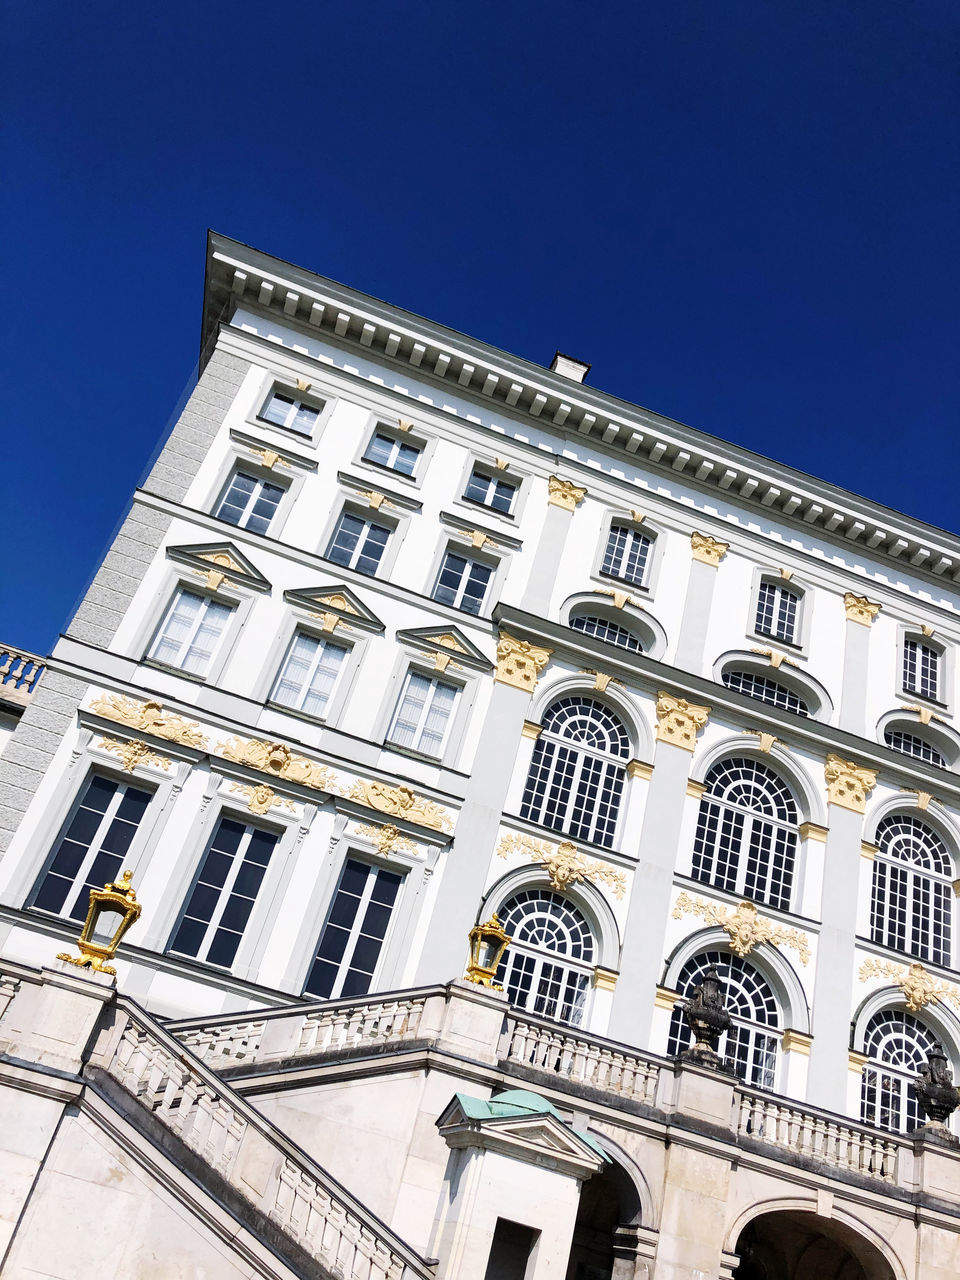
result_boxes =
[680,965,732,1071]
[913,1042,960,1127]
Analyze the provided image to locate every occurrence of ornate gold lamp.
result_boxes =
[464,915,511,988]
[57,870,142,977]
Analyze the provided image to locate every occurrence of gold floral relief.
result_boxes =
[495,633,552,693]
[89,694,208,749]
[655,692,710,751]
[98,737,171,773]
[356,823,418,855]
[229,782,297,816]
[824,753,877,813]
[690,532,729,566]
[547,476,587,511]
[348,780,453,832]
[859,958,960,1013]
[672,892,810,965]
[218,737,339,793]
[497,832,626,900]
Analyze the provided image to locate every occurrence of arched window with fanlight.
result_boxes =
[883,727,947,769]
[569,611,640,652]
[722,669,809,717]
[860,1009,942,1132]
[667,950,780,1088]
[692,757,800,912]
[495,888,596,1025]
[870,813,954,966]
[520,696,630,848]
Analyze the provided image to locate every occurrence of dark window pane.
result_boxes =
[212,819,245,856]
[219,895,254,933]
[206,929,242,968]
[184,882,220,922]
[341,969,372,998]
[170,917,206,957]
[198,850,232,889]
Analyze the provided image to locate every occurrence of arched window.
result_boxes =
[722,669,809,717]
[870,814,953,966]
[883,728,946,769]
[569,612,640,652]
[495,888,596,1025]
[520,696,630,848]
[667,951,780,1087]
[692,757,799,911]
[861,1009,941,1132]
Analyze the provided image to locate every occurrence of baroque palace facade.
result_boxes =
[2,235,960,1279]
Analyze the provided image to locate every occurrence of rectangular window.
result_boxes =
[363,431,421,477]
[304,858,402,999]
[169,818,279,968]
[463,467,518,515]
[326,511,391,576]
[601,523,651,586]
[432,548,493,614]
[903,638,940,701]
[215,470,285,535]
[755,581,799,644]
[388,671,459,756]
[271,632,348,718]
[148,588,234,677]
[33,775,152,921]
[259,390,322,435]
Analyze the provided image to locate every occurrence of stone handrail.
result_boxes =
[89,1000,434,1280]
[502,1014,663,1106]
[736,1085,903,1182]
[0,961,41,1021]
[171,987,444,1069]
[0,646,45,706]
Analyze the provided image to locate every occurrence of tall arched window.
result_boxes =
[870,814,953,966]
[667,951,780,1088]
[495,888,596,1025]
[520,696,630,848]
[692,758,799,911]
[861,1009,941,1132]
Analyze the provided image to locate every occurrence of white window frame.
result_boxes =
[146,587,235,678]
[431,546,496,615]
[362,429,423,478]
[590,512,662,597]
[746,568,811,654]
[462,465,519,516]
[302,857,404,1000]
[325,508,394,577]
[257,387,325,436]
[214,467,287,535]
[269,630,350,720]
[902,634,943,704]
[754,579,801,646]
[387,669,460,758]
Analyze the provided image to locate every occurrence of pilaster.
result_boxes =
[674,534,727,673]
[522,477,586,615]
[838,593,880,735]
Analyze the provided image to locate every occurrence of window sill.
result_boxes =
[140,658,210,686]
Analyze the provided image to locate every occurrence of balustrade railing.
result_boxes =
[91,1002,434,1280]
[503,1016,663,1105]
[0,647,45,705]
[736,1087,902,1182]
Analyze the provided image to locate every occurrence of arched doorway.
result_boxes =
[733,1211,896,1280]
[565,1160,642,1280]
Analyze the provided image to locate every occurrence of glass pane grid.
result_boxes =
[722,669,808,716]
[601,524,651,585]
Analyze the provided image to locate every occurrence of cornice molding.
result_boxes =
[205,234,960,590]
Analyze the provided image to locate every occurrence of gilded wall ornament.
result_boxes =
[598,588,635,610]
[356,490,395,511]
[196,551,244,590]
[750,647,797,671]
[672,892,810,965]
[858,958,960,1013]
[89,694,208,749]
[356,823,417,855]
[97,737,171,773]
[347,780,452,832]
[824,753,877,813]
[229,782,297,816]
[547,476,587,511]
[495,633,552,693]
[741,729,779,753]
[218,737,339,793]
[655,692,710,751]
[843,593,881,626]
[250,448,289,471]
[497,832,626,900]
[690,532,729,566]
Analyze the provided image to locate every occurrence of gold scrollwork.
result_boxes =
[824,753,877,813]
[690,532,729,566]
[844,592,881,626]
[89,694,208,749]
[672,892,810,965]
[218,737,339,793]
[497,832,626,900]
[547,476,587,511]
[495,633,552,693]
[347,780,452,832]
[229,782,297,816]
[858,958,960,1013]
[196,551,244,590]
[655,692,710,751]
[356,823,418,855]
[98,737,171,773]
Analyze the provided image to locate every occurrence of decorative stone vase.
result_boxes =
[680,965,733,1071]
[914,1042,960,1127]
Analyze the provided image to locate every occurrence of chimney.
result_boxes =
[549,351,591,384]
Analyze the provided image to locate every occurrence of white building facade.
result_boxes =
[2,234,960,1277]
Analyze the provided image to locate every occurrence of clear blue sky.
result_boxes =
[3,1,958,655]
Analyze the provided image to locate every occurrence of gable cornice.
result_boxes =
[204,233,960,589]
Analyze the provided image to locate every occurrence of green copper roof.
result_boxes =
[452,1090,610,1162]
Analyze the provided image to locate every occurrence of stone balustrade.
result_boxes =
[89,1000,435,1280]
[736,1086,903,1182]
[503,1016,663,1105]
[0,646,45,707]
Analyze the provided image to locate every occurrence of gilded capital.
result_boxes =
[844,592,881,626]
[824,753,877,813]
[495,632,552,693]
[655,692,710,751]
[547,475,587,512]
[690,532,729,566]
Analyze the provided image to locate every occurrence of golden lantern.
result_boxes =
[464,914,512,988]
[57,870,142,977]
